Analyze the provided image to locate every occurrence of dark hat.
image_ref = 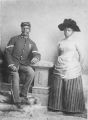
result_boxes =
[58,19,80,31]
[21,22,31,27]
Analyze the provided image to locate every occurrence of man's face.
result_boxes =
[21,26,30,36]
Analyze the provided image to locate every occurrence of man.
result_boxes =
[5,22,41,108]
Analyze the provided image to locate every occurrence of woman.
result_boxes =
[48,19,86,114]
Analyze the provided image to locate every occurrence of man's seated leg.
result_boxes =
[10,71,22,108]
[19,65,35,98]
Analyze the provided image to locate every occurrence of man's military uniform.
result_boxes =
[5,32,41,104]
[5,35,40,67]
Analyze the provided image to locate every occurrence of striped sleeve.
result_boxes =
[31,42,41,60]
[5,37,16,66]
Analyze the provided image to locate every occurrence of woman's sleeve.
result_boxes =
[57,42,60,56]
[75,40,86,73]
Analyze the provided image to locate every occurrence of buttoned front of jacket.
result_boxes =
[5,35,41,67]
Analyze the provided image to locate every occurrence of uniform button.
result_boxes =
[20,56,22,60]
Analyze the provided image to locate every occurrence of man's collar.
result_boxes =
[21,34,29,39]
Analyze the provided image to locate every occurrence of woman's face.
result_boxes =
[64,28,74,38]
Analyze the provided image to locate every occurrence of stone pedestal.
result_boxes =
[32,60,54,106]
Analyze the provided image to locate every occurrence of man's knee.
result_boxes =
[26,66,35,77]
[10,71,19,80]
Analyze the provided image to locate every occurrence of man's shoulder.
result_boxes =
[29,39,36,45]
[10,35,21,40]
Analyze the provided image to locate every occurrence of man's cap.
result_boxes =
[21,22,31,27]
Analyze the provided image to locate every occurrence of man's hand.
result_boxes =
[31,58,39,64]
[8,64,17,72]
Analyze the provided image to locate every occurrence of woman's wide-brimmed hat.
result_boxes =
[58,19,80,31]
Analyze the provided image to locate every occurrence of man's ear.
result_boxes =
[29,27,31,32]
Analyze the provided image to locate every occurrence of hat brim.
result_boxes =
[21,22,31,27]
[58,23,80,32]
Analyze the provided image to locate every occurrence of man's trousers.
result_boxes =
[10,65,35,103]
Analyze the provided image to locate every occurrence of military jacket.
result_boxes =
[5,35,41,67]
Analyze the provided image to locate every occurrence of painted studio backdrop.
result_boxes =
[0,0,88,107]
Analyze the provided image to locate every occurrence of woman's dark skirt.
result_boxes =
[48,74,85,113]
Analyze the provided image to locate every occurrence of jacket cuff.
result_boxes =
[8,64,15,67]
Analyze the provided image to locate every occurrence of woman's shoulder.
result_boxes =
[57,38,65,45]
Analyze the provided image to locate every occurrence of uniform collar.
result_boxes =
[20,34,29,39]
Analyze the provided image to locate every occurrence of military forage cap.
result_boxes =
[21,22,31,27]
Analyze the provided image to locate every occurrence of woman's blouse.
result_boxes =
[54,35,82,79]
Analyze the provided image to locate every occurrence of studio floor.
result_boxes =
[0,90,87,120]
[0,102,87,120]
